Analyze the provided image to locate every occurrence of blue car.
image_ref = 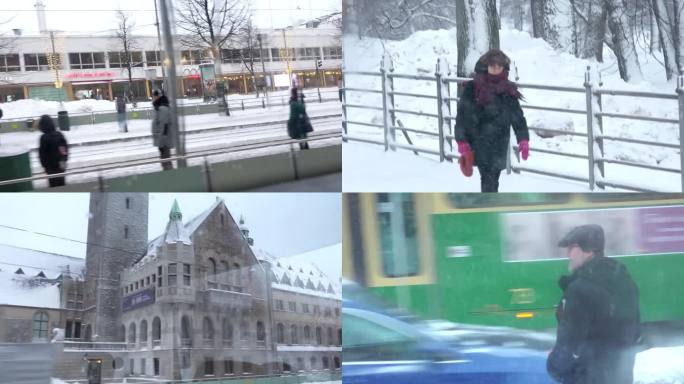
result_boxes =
[343,291,555,384]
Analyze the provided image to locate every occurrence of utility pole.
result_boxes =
[282,29,292,86]
[159,0,186,168]
[153,0,166,92]
[257,33,269,102]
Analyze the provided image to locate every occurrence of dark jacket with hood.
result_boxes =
[547,255,640,384]
[152,95,174,148]
[287,97,311,139]
[38,115,68,173]
[454,62,529,171]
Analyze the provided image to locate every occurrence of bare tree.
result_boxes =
[651,0,683,79]
[456,0,500,77]
[114,10,140,102]
[605,0,643,82]
[237,17,260,96]
[175,0,248,105]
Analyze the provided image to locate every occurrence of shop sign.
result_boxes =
[64,71,115,80]
[122,287,155,312]
[199,63,217,99]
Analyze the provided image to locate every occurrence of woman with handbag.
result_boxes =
[287,87,311,150]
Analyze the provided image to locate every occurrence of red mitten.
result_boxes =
[457,141,472,156]
[519,140,529,161]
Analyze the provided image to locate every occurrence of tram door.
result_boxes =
[87,359,102,384]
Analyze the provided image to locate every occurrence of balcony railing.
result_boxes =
[152,339,161,348]
[62,341,127,351]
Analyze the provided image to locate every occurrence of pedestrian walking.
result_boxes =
[287,87,311,150]
[38,114,69,187]
[548,224,641,384]
[116,95,128,133]
[454,49,530,192]
[151,89,174,170]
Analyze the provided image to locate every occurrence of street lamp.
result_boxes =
[256,33,269,104]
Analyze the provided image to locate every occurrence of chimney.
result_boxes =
[34,0,48,33]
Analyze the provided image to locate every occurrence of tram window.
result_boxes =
[376,194,420,277]
[581,193,684,203]
[447,193,571,209]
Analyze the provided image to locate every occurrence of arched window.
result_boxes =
[338,328,342,345]
[310,356,316,370]
[276,323,284,343]
[334,357,340,369]
[152,317,161,342]
[303,326,311,344]
[256,321,265,345]
[33,312,49,339]
[119,325,126,342]
[181,316,192,347]
[128,322,136,344]
[222,319,233,347]
[240,320,249,345]
[203,317,214,341]
[140,319,148,343]
[208,258,217,281]
[290,324,297,344]
[327,327,333,346]
[315,327,322,345]
[221,261,230,284]
[322,357,330,370]
[233,263,241,286]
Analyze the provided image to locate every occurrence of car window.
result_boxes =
[343,312,415,348]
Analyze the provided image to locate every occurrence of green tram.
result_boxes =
[343,193,684,334]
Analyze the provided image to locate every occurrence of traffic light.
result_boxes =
[317,60,322,68]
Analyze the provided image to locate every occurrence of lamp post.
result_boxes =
[256,33,269,104]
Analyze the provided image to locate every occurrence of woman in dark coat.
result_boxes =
[38,114,69,187]
[287,87,311,150]
[454,49,530,192]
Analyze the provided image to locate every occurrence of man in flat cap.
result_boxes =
[547,224,641,384]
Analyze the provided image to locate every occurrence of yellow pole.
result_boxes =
[23,84,29,99]
[107,82,113,101]
[145,80,151,98]
[242,74,247,94]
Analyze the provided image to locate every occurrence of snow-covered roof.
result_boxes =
[295,12,342,29]
[0,244,84,280]
[255,248,341,300]
[0,269,61,309]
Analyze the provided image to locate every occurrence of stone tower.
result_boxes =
[83,193,149,342]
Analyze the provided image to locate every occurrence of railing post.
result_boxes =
[596,71,605,189]
[262,98,266,108]
[380,55,390,152]
[435,58,446,162]
[387,57,397,149]
[202,157,213,192]
[678,73,684,192]
[341,85,348,141]
[584,66,596,190]
[241,100,245,111]
[90,112,95,125]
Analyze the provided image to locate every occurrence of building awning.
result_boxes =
[70,81,112,85]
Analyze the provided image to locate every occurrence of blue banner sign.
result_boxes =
[122,288,155,312]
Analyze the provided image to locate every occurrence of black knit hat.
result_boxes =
[558,224,605,254]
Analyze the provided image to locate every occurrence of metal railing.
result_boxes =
[342,57,683,192]
[0,132,341,191]
[61,341,128,351]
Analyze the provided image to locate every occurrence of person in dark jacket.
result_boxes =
[116,95,128,133]
[287,87,311,150]
[38,114,69,187]
[548,224,640,384]
[454,49,530,192]
[151,90,174,170]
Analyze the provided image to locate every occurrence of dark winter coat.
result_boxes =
[547,255,640,384]
[454,80,529,171]
[152,96,173,148]
[38,115,68,174]
[287,99,311,139]
[116,97,126,114]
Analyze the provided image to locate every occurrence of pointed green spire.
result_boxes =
[169,199,182,221]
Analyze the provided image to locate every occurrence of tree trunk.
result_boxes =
[605,0,643,82]
[649,3,660,52]
[456,0,500,77]
[652,0,677,78]
[514,2,524,31]
[531,0,562,49]
[595,7,608,62]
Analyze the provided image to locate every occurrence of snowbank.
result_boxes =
[343,28,679,190]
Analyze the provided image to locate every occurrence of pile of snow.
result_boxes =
[343,28,679,191]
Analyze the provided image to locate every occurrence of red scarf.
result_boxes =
[473,70,522,107]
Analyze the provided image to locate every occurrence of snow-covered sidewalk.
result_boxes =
[342,141,624,192]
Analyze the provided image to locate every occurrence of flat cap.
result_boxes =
[557,224,605,253]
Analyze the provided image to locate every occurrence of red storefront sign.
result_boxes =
[64,71,115,80]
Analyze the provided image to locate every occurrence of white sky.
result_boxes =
[0,0,341,35]
[0,192,341,266]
